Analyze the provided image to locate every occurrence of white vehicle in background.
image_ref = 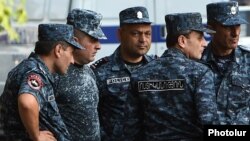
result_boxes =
[1,0,250,94]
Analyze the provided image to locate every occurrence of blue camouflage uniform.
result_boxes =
[203,44,250,125]
[132,48,218,141]
[130,13,218,141]
[0,24,82,141]
[54,9,106,141]
[0,53,70,141]
[91,6,155,141]
[55,64,100,141]
[91,48,156,141]
[202,1,250,125]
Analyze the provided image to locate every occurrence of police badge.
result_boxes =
[231,6,237,15]
[27,74,43,90]
[137,11,143,19]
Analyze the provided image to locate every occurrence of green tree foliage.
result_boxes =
[0,0,27,41]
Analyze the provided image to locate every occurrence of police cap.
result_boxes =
[119,6,152,25]
[207,1,248,25]
[38,24,83,49]
[165,12,215,35]
[67,9,107,40]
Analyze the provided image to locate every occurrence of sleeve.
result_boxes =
[18,72,46,107]
[195,68,219,125]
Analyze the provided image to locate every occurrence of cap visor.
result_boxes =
[193,27,216,34]
[65,39,84,49]
[122,18,152,24]
[91,27,107,40]
[221,16,249,26]
[203,28,216,34]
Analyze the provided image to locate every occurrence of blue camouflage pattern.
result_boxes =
[130,47,218,141]
[38,24,83,49]
[119,6,152,25]
[202,44,250,125]
[165,12,215,34]
[91,47,157,141]
[0,52,71,141]
[54,64,100,141]
[207,1,248,25]
[67,9,107,40]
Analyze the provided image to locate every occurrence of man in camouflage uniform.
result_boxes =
[0,24,82,141]
[91,6,156,141]
[131,13,218,141]
[202,1,250,125]
[54,9,106,141]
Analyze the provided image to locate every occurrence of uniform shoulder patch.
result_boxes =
[239,45,250,52]
[27,74,43,90]
[90,57,109,70]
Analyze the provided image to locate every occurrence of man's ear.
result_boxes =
[74,36,79,43]
[178,35,186,49]
[54,43,63,58]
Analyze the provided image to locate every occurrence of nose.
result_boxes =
[231,25,240,37]
[139,34,147,42]
[70,55,74,64]
[95,42,101,50]
[201,37,207,47]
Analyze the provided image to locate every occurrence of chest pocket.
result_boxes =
[230,73,249,106]
[231,73,250,93]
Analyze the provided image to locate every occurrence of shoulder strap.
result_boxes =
[90,57,109,70]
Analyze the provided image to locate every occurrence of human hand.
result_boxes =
[34,130,57,141]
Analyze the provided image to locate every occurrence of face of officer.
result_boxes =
[54,43,75,75]
[209,22,241,56]
[118,23,152,63]
[74,30,101,65]
[179,31,207,59]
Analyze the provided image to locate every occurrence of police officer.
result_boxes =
[202,1,250,124]
[131,13,218,141]
[91,6,156,141]
[54,9,106,141]
[0,24,82,141]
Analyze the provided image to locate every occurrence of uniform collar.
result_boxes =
[202,42,242,65]
[28,52,54,82]
[110,46,152,71]
[161,47,187,59]
[234,46,243,65]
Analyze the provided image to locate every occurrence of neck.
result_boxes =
[122,55,143,63]
[73,63,84,68]
[120,47,143,63]
[39,55,54,73]
[211,41,234,56]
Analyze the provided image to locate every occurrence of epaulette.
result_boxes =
[239,45,250,52]
[152,54,159,59]
[147,54,159,62]
[90,57,109,70]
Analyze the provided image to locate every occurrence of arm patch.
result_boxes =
[27,74,43,90]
